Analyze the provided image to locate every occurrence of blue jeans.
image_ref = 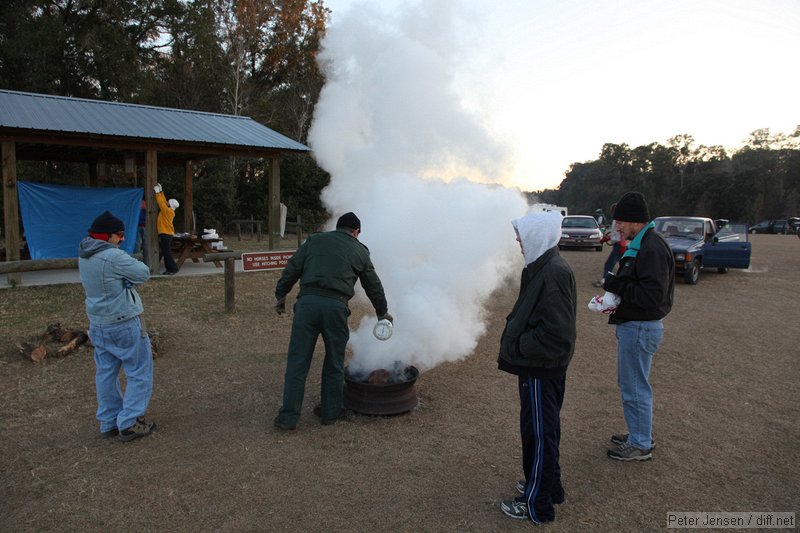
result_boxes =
[89,316,153,432]
[615,320,664,449]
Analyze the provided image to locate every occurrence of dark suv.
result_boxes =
[748,219,792,234]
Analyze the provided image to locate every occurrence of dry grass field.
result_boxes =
[1,234,798,532]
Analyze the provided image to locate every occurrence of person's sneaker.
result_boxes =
[273,417,296,431]
[515,479,526,494]
[118,417,156,442]
[607,441,652,461]
[100,428,119,439]
[500,499,528,520]
[610,433,656,449]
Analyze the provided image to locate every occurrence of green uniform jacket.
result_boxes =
[275,229,388,316]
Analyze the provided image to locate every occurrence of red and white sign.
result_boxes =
[241,250,295,271]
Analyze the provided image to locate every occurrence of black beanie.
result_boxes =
[89,211,125,234]
[612,192,650,223]
[336,212,361,231]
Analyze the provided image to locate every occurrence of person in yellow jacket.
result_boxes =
[154,183,180,275]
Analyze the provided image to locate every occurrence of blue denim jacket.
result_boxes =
[78,237,149,324]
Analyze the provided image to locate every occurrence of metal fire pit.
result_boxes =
[344,365,419,415]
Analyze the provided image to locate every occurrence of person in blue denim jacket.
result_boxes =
[78,211,156,442]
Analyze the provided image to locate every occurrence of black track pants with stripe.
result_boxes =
[518,374,566,524]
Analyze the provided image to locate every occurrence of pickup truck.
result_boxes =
[653,217,752,284]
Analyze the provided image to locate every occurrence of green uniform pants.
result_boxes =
[276,295,350,427]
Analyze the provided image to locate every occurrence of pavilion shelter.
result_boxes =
[0,89,309,281]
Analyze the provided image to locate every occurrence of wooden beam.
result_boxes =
[1,131,294,159]
[2,141,21,286]
[184,160,194,233]
[267,158,281,250]
[0,258,78,275]
[144,149,159,272]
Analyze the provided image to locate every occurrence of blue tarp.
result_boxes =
[17,182,142,259]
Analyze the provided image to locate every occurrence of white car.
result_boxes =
[559,215,604,251]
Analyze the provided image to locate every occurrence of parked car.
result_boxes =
[748,219,792,234]
[559,215,604,251]
[654,217,751,284]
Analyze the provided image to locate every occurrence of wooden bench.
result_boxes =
[228,215,304,246]
[229,218,263,241]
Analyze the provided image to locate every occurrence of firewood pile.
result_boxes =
[17,323,160,363]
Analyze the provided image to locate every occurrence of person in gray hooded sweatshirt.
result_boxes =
[79,211,156,442]
[497,210,577,525]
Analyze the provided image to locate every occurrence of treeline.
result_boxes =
[535,131,800,223]
[2,2,798,230]
[0,0,331,230]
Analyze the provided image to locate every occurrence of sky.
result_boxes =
[306,0,798,373]
[318,0,800,191]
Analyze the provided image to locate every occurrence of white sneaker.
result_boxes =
[588,291,620,314]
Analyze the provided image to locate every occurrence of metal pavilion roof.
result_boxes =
[0,89,309,157]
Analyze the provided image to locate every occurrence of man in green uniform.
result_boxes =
[273,212,393,429]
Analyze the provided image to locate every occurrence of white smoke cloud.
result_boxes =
[307,0,530,374]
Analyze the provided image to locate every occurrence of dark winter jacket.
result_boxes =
[498,212,577,378]
[603,226,674,324]
[275,228,388,316]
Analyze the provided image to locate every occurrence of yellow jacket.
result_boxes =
[155,191,175,235]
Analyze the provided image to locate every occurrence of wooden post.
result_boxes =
[296,215,303,247]
[124,155,136,179]
[2,141,21,286]
[267,158,281,250]
[184,160,194,233]
[145,149,159,273]
[88,162,98,187]
[224,256,235,313]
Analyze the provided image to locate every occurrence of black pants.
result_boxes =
[158,234,179,273]
[518,374,565,523]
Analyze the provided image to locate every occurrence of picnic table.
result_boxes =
[171,235,224,268]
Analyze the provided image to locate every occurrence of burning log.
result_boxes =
[344,363,420,416]
[367,369,391,385]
